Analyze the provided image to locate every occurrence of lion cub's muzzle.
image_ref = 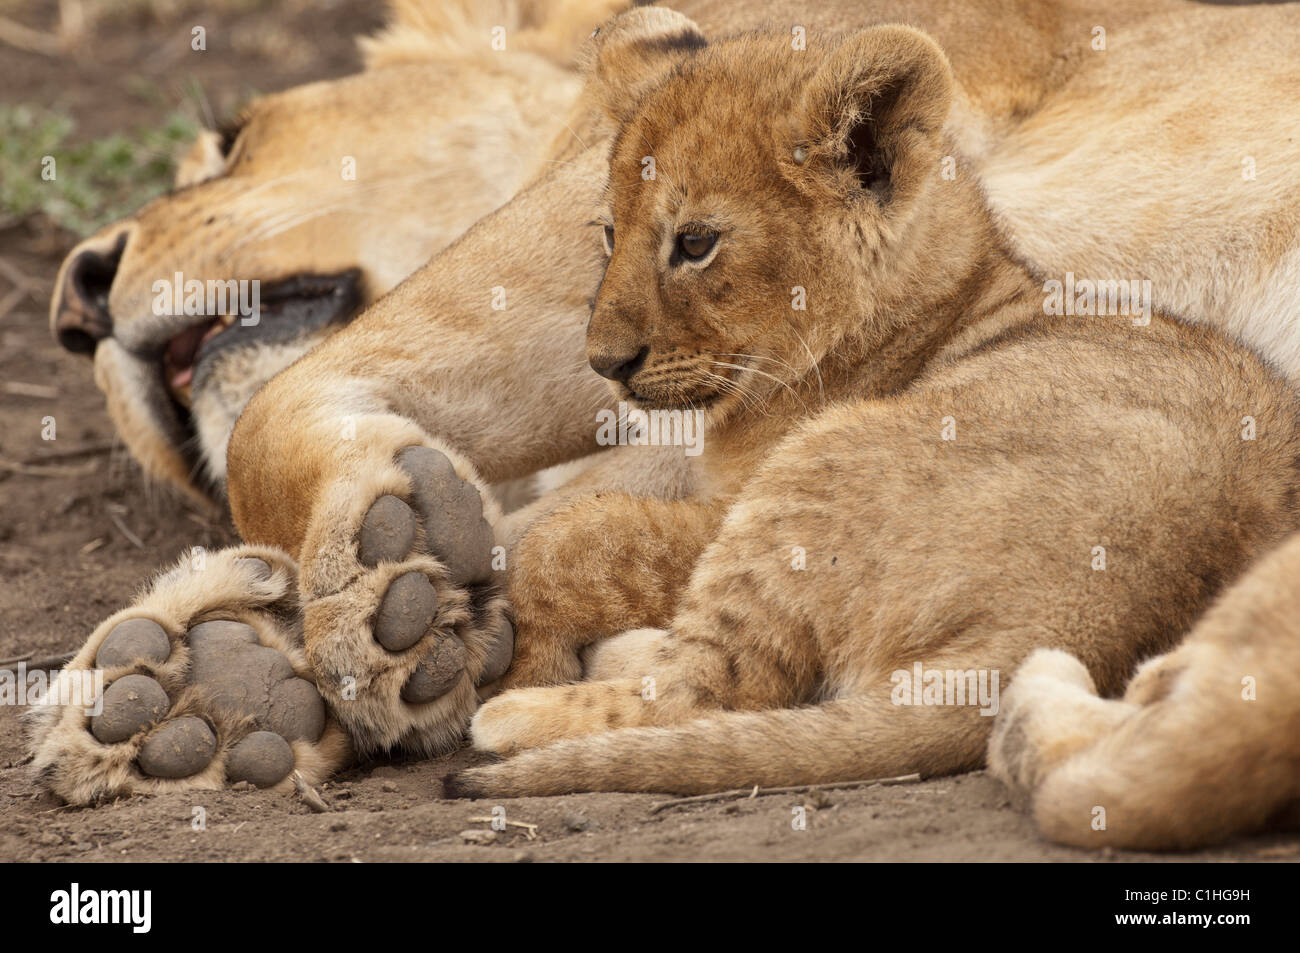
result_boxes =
[590,346,733,411]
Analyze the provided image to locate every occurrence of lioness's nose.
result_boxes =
[590,345,648,384]
[51,232,126,355]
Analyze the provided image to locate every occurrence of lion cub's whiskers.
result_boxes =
[710,361,810,414]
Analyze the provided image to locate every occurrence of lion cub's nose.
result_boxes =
[590,345,649,384]
[51,232,126,355]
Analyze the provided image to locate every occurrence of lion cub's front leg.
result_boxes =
[501,496,723,688]
[472,500,822,755]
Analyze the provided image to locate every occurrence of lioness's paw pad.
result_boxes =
[392,445,496,586]
[302,444,512,756]
[27,547,351,806]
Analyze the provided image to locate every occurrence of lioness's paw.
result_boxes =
[27,548,352,806]
[299,443,514,756]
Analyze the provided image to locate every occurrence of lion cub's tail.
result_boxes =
[445,693,989,799]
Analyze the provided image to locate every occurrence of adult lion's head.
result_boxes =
[49,0,624,504]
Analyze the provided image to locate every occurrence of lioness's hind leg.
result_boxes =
[27,547,351,805]
[295,435,514,756]
[992,533,1300,850]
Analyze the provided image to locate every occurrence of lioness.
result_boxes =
[41,0,1181,799]
[990,532,1300,849]
[49,0,628,501]
[50,0,1300,505]
[439,13,1300,816]
[32,1,1300,849]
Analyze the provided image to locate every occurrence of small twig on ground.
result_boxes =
[0,651,74,670]
[0,14,62,57]
[23,441,115,463]
[648,773,923,814]
[468,815,539,839]
[38,803,78,815]
[292,771,331,813]
[106,510,144,549]
[0,457,98,478]
[2,381,58,399]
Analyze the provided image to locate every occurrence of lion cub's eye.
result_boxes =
[602,225,615,255]
[677,232,717,261]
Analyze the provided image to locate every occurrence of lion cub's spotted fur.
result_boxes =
[451,10,1300,829]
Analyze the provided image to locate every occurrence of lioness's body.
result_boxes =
[449,17,1300,815]
[53,0,1300,505]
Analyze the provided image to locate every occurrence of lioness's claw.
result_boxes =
[299,442,512,756]
[27,547,351,805]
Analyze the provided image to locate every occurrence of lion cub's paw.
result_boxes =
[300,444,514,757]
[27,547,352,806]
[470,678,645,756]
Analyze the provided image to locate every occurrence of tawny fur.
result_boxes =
[44,1,1300,843]
[52,0,623,498]
[448,16,1300,824]
[66,0,1300,506]
[988,533,1300,850]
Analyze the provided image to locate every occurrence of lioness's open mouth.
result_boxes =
[161,269,362,408]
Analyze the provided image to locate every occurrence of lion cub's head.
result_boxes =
[585,10,955,418]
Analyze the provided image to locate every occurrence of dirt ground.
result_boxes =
[2,0,1298,863]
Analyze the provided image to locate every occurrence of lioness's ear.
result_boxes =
[800,26,953,206]
[583,7,707,124]
[174,129,227,189]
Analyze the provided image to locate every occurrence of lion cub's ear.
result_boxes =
[583,6,707,125]
[800,26,953,208]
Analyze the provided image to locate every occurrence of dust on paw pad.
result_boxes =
[94,619,170,669]
[373,572,439,652]
[137,717,218,779]
[401,633,467,703]
[28,545,351,806]
[343,446,508,717]
[90,674,170,744]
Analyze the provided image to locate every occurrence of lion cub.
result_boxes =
[449,10,1300,802]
